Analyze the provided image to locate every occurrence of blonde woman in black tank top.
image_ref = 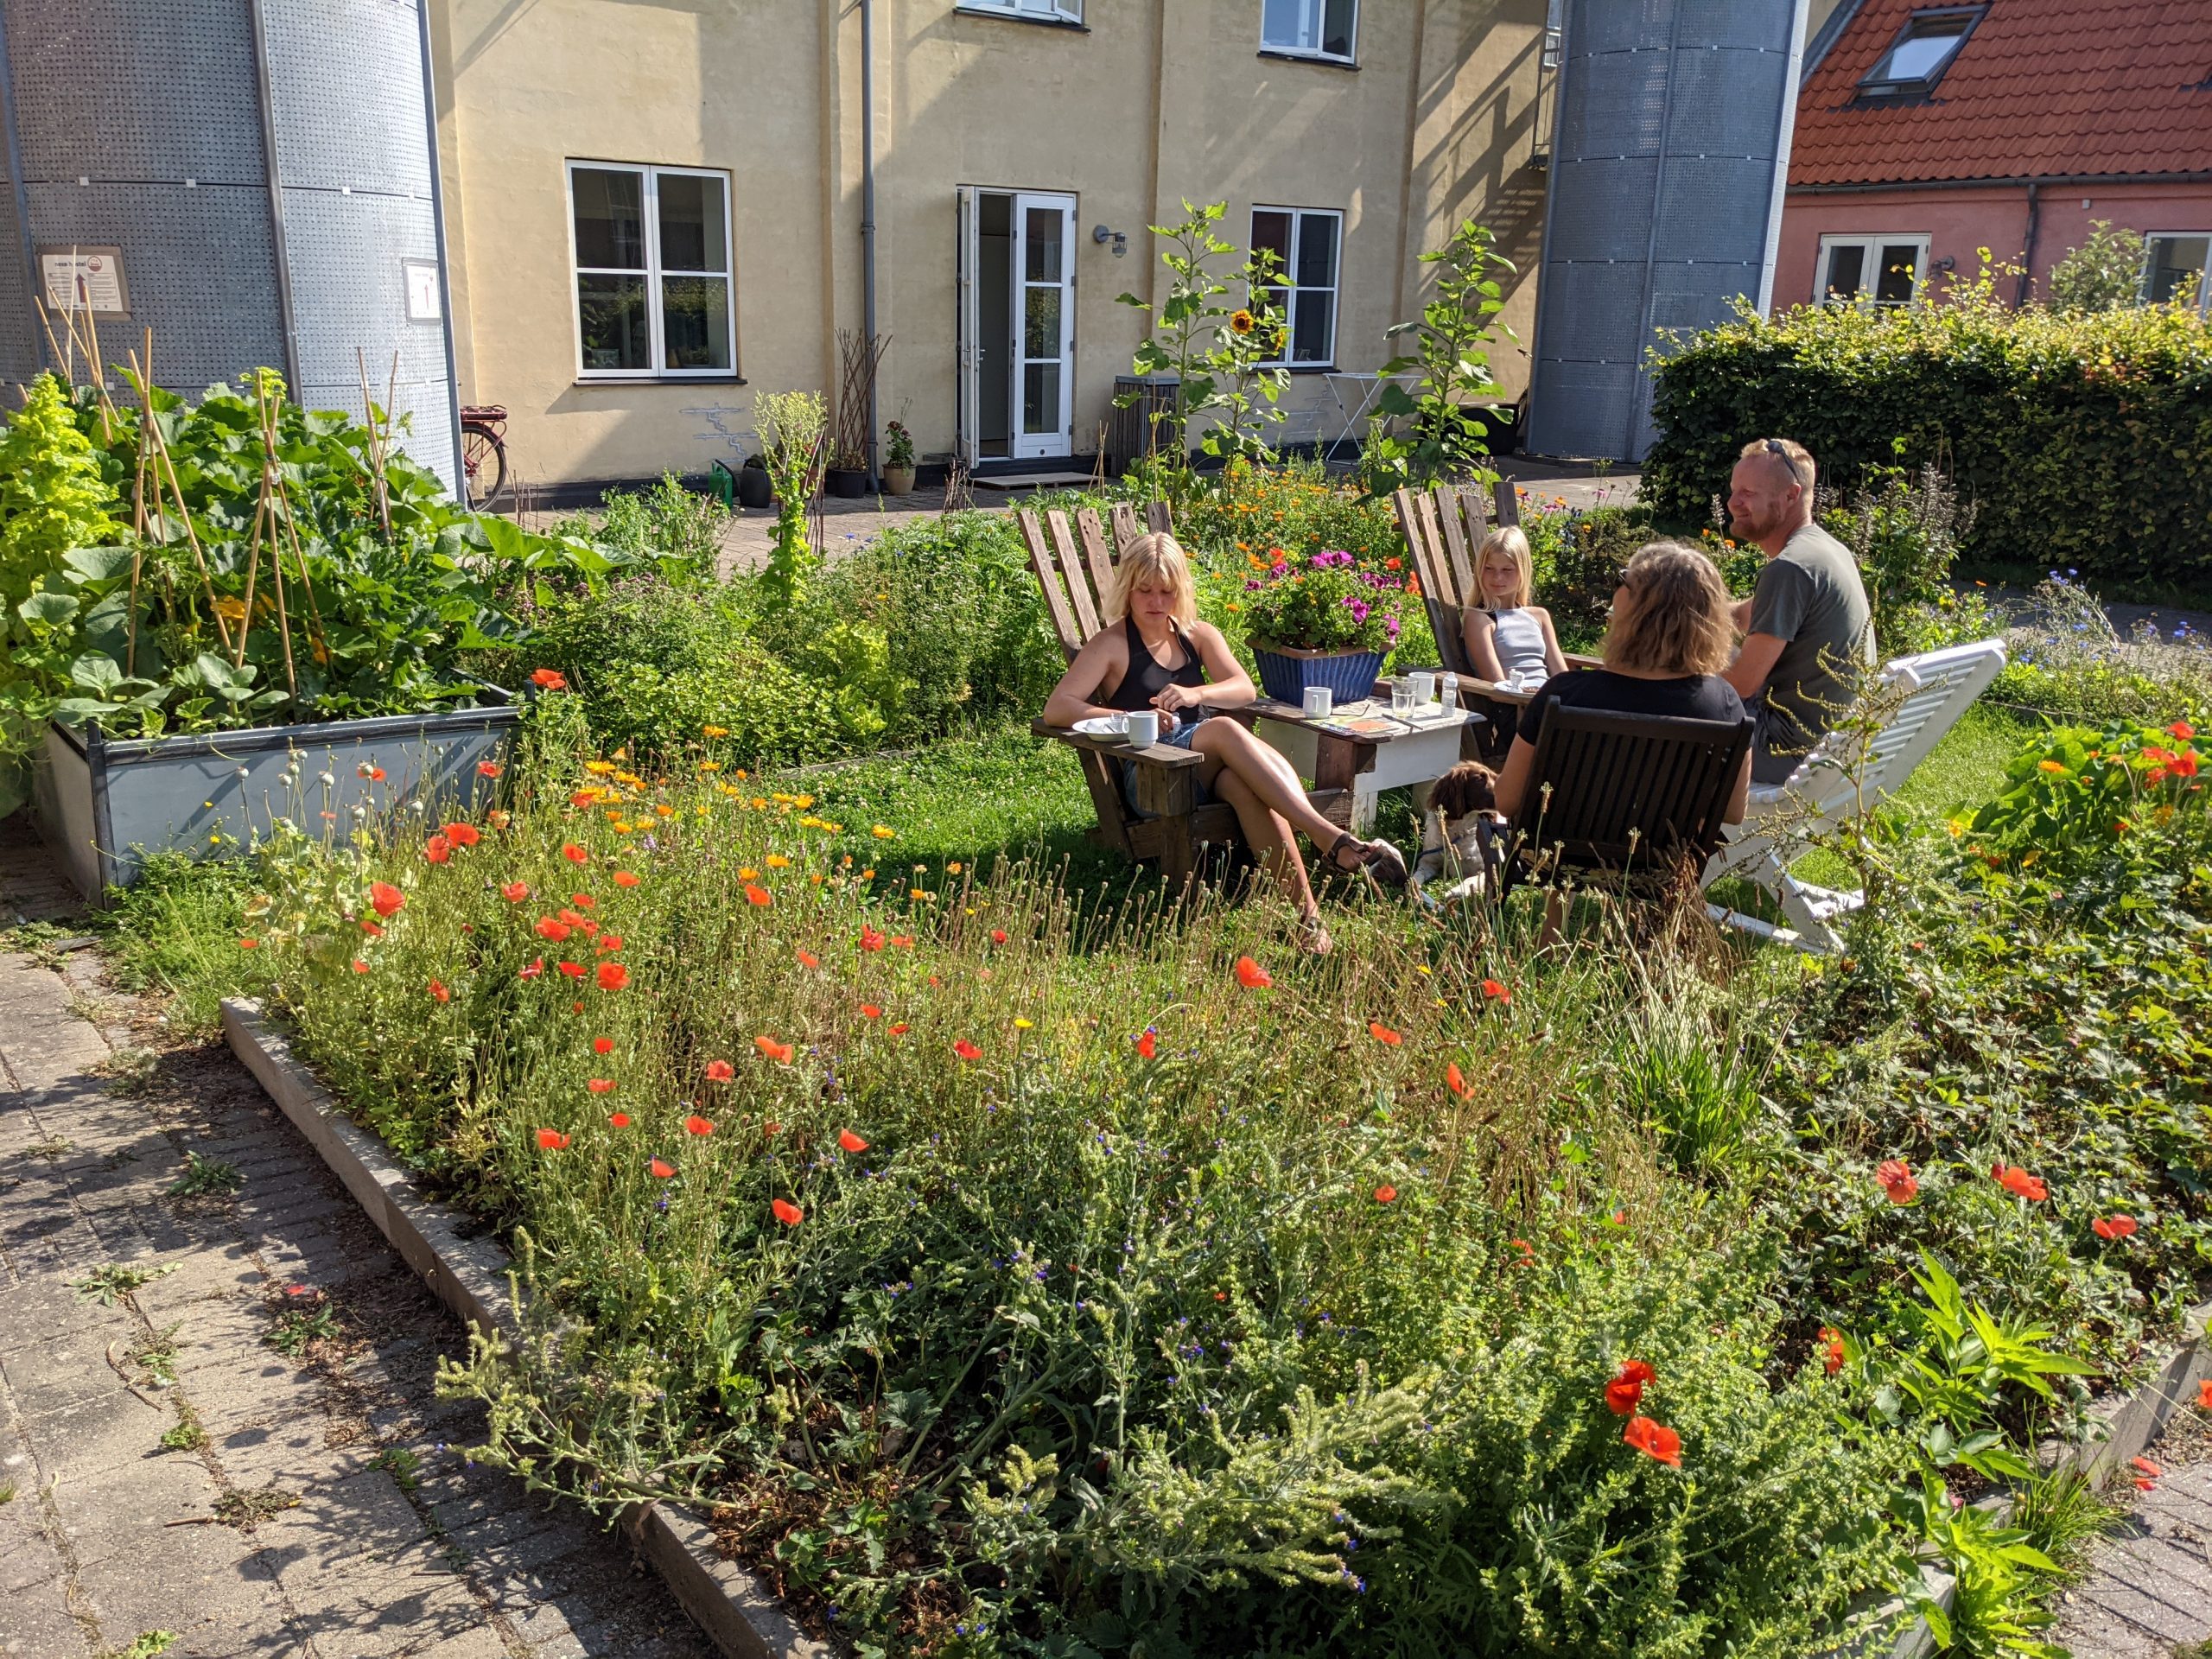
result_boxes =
[1043,532,1407,953]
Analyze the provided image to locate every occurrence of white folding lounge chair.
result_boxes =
[1704,638,2009,953]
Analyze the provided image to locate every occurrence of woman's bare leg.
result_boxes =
[1211,766,1317,916]
[1189,718,1363,861]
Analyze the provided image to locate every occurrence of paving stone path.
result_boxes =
[2054,1408,2212,1659]
[0,838,714,1658]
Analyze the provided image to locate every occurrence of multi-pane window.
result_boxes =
[1251,207,1341,366]
[959,0,1081,19]
[2143,235,2210,311]
[1816,234,1929,308]
[1261,0,1357,62]
[569,162,734,378]
[1857,7,1982,99]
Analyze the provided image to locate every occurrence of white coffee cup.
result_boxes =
[1124,709,1160,747]
[1302,684,1334,719]
[1409,671,1436,704]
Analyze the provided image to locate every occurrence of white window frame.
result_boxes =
[1251,206,1343,369]
[1261,0,1358,64]
[2140,232,2212,313]
[957,0,1081,22]
[565,160,736,382]
[1815,233,1930,308]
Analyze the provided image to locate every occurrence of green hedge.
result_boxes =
[1641,296,2212,585]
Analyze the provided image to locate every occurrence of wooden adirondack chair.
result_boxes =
[1393,479,1600,760]
[1504,704,1753,898]
[1021,502,1357,882]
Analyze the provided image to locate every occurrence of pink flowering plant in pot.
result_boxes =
[1241,548,1408,703]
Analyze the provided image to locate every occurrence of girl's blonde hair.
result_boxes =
[1602,541,1733,677]
[1475,526,1534,610]
[1108,531,1198,628]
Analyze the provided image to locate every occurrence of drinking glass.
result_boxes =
[1390,680,1415,716]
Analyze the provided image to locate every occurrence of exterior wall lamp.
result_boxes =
[1093,224,1128,257]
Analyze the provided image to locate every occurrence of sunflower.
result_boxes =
[1229,308,1255,335]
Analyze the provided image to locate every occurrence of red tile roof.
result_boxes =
[1791,0,2212,187]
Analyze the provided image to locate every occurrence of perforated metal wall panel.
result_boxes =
[0,177,35,382]
[0,0,458,493]
[1526,0,1809,463]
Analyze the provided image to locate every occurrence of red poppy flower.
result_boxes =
[1605,1359,1655,1415]
[651,1156,676,1179]
[1446,1061,1471,1098]
[1368,1021,1402,1046]
[859,1004,883,1020]
[1374,1184,1397,1204]
[745,884,772,908]
[2133,1455,2164,1478]
[1507,1238,1535,1268]
[582,1080,612,1096]
[2092,1214,2139,1240]
[596,934,625,954]
[518,958,543,980]
[502,881,530,903]
[1819,1328,1846,1376]
[705,1059,734,1081]
[928,975,942,988]
[991,929,1009,945]
[1622,1414,1681,1467]
[1482,979,1511,1003]
[562,843,588,864]
[684,1114,715,1136]
[557,961,584,979]
[351,958,368,974]
[772,1198,804,1226]
[423,836,452,864]
[2149,766,2171,785]
[536,1128,569,1150]
[1136,1029,1157,1059]
[860,925,887,952]
[535,918,572,942]
[445,823,482,849]
[2174,750,2200,779]
[238,938,258,950]
[887,1023,909,1036]
[429,978,451,1002]
[477,760,502,779]
[571,1000,584,1014]
[1992,1162,2048,1202]
[589,1036,613,1056]
[359,919,385,938]
[1876,1159,1918,1205]
[597,963,630,991]
[569,791,601,810]
[953,1039,982,1061]
[370,880,405,918]
[764,1122,781,1135]
[753,1036,793,1065]
[613,870,640,887]
[531,668,568,690]
[1235,956,1273,989]
[2200,1378,2212,1409]
[797,949,820,969]
[367,766,386,782]
[839,1128,869,1154]
[890,935,915,949]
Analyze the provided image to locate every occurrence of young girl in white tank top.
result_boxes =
[1461,526,1567,686]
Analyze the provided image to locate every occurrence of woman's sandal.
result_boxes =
[1327,831,1409,891]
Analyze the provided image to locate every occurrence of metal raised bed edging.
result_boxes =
[219,997,827,1659]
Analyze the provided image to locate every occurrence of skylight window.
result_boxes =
[1858,7,1982,99]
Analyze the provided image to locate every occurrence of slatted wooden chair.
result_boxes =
[1393,478,1600,760]
[1504,705,1753,902]
[1020,502,1355,882]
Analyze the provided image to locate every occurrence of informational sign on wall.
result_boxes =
[39,247,130,316]
[403,258,442,322]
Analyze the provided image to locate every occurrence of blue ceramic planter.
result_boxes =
[1252,645,1385,706]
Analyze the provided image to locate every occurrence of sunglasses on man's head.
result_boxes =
[1764,439,1804,487]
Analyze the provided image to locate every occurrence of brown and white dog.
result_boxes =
[1411,761,1509,907]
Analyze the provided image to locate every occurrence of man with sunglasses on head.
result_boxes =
[1720,436,1875,785]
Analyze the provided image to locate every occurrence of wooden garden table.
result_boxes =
[1251,684,1491,833]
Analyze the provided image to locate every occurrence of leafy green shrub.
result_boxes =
[1820,466,1972,645]
[1642,289,2212,583]
[2044,220,2148,314]
[553,473,726,583]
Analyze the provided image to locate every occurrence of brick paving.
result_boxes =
[2055,1408,2212,1659]
[0,828,714,1659]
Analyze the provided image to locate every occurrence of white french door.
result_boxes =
[1011,193,1075,460]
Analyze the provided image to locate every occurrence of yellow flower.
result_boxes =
[871,824,896,840]
[585,760,616,776]
[911,888,928,900]
[1014,1017,1034,1030]
[698,760,721,772]
[948,861,963,874]
[213,595,248,623]
[2037,759,2068,774]
[766,854,790,868]
[702,725,728,738]
[739,867,760,880]
[1230,309,1255,335]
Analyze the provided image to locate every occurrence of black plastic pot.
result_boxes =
[825,467,869,499]
[736,461,772,510]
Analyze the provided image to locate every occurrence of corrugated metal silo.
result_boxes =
[0,0,461,493]
[1525,0,1810,463]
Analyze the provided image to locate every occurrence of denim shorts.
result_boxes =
[1120,720,1211,818]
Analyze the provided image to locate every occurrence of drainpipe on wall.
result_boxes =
[860,0,879,489]
[2015,179,2042,306]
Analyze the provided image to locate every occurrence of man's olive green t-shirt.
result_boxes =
[1747,523,1875,772]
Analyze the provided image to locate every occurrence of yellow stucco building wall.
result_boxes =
[429,0,1551,490]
